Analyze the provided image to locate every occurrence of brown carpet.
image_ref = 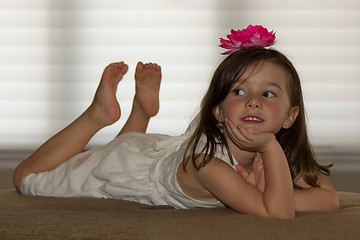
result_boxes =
[1,190,360,240]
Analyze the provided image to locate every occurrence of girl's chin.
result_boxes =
[244,126,259,134]
[244,126,279,135]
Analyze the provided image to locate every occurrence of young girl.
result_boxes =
[13,25,339,219]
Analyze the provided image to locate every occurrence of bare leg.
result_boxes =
[13,62,129,192]
[118,61,162,135]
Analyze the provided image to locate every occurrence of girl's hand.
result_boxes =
[225,118,275,153]
[236,153,265,193]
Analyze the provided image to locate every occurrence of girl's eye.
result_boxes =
[263,91,276,98]
[233,89,245,96]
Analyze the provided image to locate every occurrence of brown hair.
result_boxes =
[183,47,331,187]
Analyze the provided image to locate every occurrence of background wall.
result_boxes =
[0,0,360,174]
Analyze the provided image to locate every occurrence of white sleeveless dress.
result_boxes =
[21,116,237,209]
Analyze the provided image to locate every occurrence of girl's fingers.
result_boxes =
[254,152,262,163]
[253,153,264,173]
[225,119,248,143]
[226,118,253,142]
[236,164,249,179]
[236,124,254,142]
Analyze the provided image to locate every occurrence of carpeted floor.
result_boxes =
[1,189,360,240]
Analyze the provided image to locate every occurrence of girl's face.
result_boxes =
[213,61,299,135]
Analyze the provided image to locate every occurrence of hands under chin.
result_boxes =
[225,118,271,193]
[224,118,276,153]
[236,153,265,193]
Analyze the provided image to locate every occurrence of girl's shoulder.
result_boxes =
[178,154,235,204]
[192,154,237,185]
[187,131,236,171]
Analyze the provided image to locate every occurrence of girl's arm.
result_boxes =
[192,120,295,219]
[227,120,295,218]
[235,155,340,212]
[194,148,295,219]
[293,174,340,212]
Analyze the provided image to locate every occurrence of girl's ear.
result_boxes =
[213,104,224,122]
[282,106,300,129]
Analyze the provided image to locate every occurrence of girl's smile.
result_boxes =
[242,115,264,124]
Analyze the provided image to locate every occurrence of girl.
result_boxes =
[13,25,339,219]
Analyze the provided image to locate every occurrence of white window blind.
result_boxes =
[1,0,359,150]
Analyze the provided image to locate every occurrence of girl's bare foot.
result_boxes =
[134,62,162,118]
[88,62,128,127]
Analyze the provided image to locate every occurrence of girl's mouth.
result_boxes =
[242,116,264,123]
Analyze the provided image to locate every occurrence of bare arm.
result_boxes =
[260,139,295,218]
[294,174,340,212]
[226,119,295,218]
[195,153,295,219]
[236,154,340,212]
[193,119,295,219]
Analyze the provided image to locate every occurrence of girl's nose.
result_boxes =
[248,102,260,108]
[247,97,261,109]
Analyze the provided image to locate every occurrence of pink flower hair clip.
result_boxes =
[219,25,276,55]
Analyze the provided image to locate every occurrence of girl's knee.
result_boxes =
[13,165,27,193]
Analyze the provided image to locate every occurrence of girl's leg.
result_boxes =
[13,62,129,192]
[117,61,162,135]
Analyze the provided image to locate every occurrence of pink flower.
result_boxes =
[219,25,276,55]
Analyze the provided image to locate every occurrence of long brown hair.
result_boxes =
[183,47,331,187]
